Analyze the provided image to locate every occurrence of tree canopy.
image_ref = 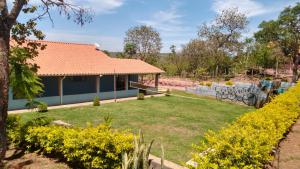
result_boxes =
[124,25,162,65]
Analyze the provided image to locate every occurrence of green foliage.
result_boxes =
[25,99,42,110]
[124,43,137,58]
[191,82,300,168]
[25,125,134,169]
[6,115,22,145]
[124,25,162,65]
[103,113,113,127]
[255,3,300,81]
[37,102,48,113]
[93,96,100,106]
[9,47,44,100]
[137,93,145,100]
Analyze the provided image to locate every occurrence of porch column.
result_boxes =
[125,75,129,90]
[96,75,100,95]
[114,74,117,102]
[155,74,160,89]
[58,76,65,105]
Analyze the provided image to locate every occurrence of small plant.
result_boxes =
[165,89,171,96]
[122,130,164,169]
[224,76,231,81]
[25,99,42,111]
[225,81,234,86]
[137,93,144,100]
[93,96,100,106]
[37,102,48,113]
[265,77,272,81]
[103,113,113,127]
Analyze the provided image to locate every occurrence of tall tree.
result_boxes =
[255,3,300,82]
[198,8,248,76]
[182,39,210,76]
[123,43,137,58]
[164,45,187,76]
[124,25,162,65]
[0,0,91,162]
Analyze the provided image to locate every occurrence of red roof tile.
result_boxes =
[25,41,164,76]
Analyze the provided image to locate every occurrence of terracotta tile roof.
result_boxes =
[24,40,164,76]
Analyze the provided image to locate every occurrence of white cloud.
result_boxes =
[137,2,194,52]
[212,0,270,17]
[71,0,124,14]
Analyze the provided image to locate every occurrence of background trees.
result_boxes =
[124,25,162,65]
[255,3,300,82]
[0,0,91,162]
[160,4,298,81]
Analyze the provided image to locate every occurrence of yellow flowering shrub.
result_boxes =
[25,125,134,169]
[191,82,300,169]
[225,81,234,86]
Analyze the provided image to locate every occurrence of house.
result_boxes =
[8,41,164,110]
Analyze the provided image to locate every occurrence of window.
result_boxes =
[116,75,126,91]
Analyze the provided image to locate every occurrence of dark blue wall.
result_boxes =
[41,77,59,97]
[100,75,114,92]
[40,74,138,96]
[63,76,96,95]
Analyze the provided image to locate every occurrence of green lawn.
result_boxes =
[18,90,254,164]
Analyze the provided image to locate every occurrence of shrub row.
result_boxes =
[192,82,300,168]
[24,125,134,169]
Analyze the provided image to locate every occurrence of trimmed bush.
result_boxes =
[7,115,53,146]
[137,93,144,100]
[37,102,48,112]
[25,125,134,169]
[7,115,22,144]
[205,82,212,87]
[93,96,100,106]
[199,82,212,87]
[191,82,300,168]
[225,81,234,86]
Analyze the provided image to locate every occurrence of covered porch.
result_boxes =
[8,73,161,110]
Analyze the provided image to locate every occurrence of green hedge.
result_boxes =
[191,82,300,168]
[25,125,134,169]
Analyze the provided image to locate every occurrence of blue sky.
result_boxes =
[13,0,299,52]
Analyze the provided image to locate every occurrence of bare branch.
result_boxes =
[37,0,93,26]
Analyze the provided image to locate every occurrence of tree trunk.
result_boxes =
[275,57,279,78]
[0,29,10,162]
[292,54,300,83]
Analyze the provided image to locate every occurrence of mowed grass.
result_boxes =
[18,90,254,164]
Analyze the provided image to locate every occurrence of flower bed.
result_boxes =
[191,82,300,168]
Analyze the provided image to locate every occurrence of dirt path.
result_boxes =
[3,148,70,169]
[270,119,300,169]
